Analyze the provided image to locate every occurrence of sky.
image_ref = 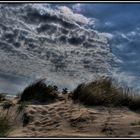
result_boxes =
[70,3,140,88]
[0,3,140,95]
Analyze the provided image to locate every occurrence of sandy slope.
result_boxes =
[9,100,140,137]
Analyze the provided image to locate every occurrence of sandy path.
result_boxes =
[9,101,140,137]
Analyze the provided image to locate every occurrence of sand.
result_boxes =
[7,100,140,138]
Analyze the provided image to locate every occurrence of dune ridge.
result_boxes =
[8,100,140,137]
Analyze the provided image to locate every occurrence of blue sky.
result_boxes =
[69,4,140,32]
[70,3,140,88]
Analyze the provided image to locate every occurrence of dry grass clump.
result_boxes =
[71,77,140,110]
[0,114,12,137]
[0,93,6,102]
[19,79,59,103]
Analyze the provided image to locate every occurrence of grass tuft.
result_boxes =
[71,77,140,110]
[0,114,12,137]
[19,79,59,103]
[0,93,6,102]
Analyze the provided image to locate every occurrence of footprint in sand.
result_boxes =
[53,115,62,120]
[55,107,67,111]
[22,129,28,133]
[42,120,53,125]
[30,127,36,131]
[62,113,71,119]
[48,108,54,111]
[41,110,48,115]
[40,117,50,121]
[27,125,35,130]
[57,112,66,117]
[55,123,61,127]
[34,121,42,126]
[28,109,37,114]
[128,131,134,135]
[48,110,56,114]
[47,121,60,126]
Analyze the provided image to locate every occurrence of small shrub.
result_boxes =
[62,88,68,95]
[128,96,140,110]
[19,79,58,103]
[0,94,6,102]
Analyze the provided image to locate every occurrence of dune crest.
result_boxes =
[9,100,140,137]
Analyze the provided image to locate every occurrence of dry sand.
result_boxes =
[7,100,140,138]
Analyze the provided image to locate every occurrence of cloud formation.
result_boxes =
[0,4,113,92]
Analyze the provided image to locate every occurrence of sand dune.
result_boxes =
[8,100,140,137]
